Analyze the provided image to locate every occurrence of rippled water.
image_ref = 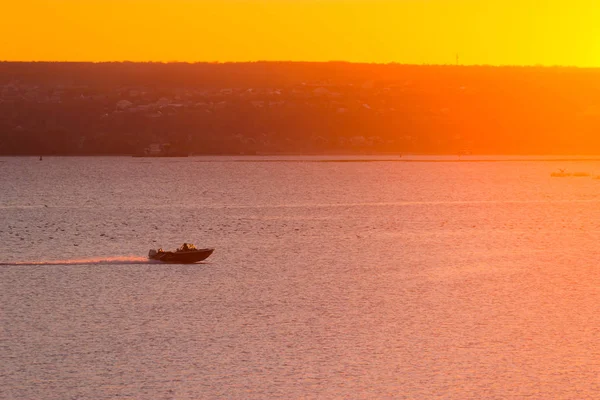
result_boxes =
[1,156,599,399]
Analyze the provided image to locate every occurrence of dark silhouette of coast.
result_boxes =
[1,62,599,155]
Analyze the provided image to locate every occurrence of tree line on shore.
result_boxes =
[1,62,600,155]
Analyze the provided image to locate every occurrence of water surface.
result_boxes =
[1,156,599,399]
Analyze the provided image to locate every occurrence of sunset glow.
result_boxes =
[3,0,600,66]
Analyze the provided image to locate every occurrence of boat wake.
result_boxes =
[0,256,159,266]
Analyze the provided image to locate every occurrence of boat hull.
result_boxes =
[149,248,214,264]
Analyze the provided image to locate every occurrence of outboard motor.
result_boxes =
[148,249,157,258]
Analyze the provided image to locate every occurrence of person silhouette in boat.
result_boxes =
[181,243,190,251]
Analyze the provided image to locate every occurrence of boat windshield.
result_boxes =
[178,243,197,251]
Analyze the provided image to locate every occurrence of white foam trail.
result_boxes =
[0,256,157,266]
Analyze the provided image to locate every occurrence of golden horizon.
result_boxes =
[2,0,600,67]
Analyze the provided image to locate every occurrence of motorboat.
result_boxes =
[148,243,214,263]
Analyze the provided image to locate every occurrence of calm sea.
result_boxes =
[1,156,599,399]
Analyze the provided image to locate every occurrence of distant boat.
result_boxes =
[133,152,188,158]
[148,243,214,263]
[133,142,188,157]
[39,156,43,161]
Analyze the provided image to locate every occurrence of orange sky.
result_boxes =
[2,0,600,66]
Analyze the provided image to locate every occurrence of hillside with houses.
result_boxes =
[1,62,600,155]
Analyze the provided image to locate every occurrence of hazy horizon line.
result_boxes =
[1,60,597,69]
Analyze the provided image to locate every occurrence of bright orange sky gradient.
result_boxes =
[2,0,600,66]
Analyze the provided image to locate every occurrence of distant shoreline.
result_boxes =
[3,62,600,156]
[5,154,600,163]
